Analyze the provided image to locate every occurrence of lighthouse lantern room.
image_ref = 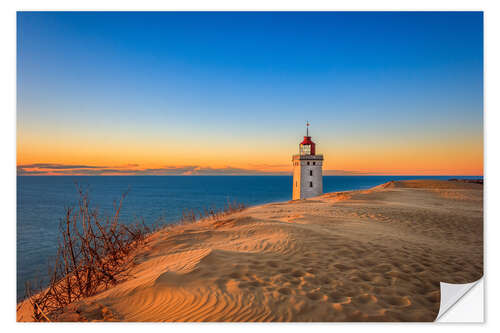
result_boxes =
[292,122,324,200]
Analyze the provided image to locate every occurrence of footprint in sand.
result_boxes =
[337,249,353,257]
[306,267,318,274]
[306,292,327,301]
[412,265,426,273]
[426,291,440,303]
[267,261,279,268]
[249,281,261,287]
[291,270,305,278]
[372,263,393,273]
[382,295,412,307]
[319,276,331,284]
[358,272,373,282]
[353,293,378,305]
[328,292,352,304]
[279,267,292,273]
[334,263,352,271]
[278,287,291,295]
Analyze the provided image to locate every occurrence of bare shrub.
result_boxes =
[25,186,153,321]
[23,189,245,322]
[178,198,246,225]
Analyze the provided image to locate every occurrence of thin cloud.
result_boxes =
[18,163,374,176]
[181,166,289,176]
[17,164,289,176]
[19,163,106,170]
[323,169,373,176]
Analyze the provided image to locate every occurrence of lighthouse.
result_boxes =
[292,122,324,200]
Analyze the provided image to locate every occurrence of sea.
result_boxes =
[16,175,482,300]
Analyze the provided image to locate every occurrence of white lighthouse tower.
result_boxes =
[292,122,324,200]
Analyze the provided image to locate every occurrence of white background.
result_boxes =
[1,0,497,332]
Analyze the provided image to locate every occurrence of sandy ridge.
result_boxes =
[17,180,483,322]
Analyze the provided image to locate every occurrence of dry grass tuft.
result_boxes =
[24,186,154,321]
[178,199,246,225]
[23,188,246,321]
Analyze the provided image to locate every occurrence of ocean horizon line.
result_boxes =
[16,174,484,177]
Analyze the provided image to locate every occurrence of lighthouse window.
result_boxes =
[300,144,311,155]
[310,170,313,176]
[310,181,313,187]
[295,181,297,187]
[313,162,316,165]
[307,162,310,165]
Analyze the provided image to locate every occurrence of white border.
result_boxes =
[3,1,498,332]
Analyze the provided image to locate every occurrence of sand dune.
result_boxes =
[17,180,483,322]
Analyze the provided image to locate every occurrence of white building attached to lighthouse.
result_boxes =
[292,124,324,200]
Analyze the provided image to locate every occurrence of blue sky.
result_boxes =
[17,12,483,175]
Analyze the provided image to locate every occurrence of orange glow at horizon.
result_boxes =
[17,129,483,176]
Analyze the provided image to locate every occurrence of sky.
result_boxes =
[17,11,483,176]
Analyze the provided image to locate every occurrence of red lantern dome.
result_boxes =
[299,122,315,155]
[300,136,315,155]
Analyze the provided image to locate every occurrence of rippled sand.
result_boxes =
[17,180,483,322]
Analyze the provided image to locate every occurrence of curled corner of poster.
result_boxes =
[435,278,484,322]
